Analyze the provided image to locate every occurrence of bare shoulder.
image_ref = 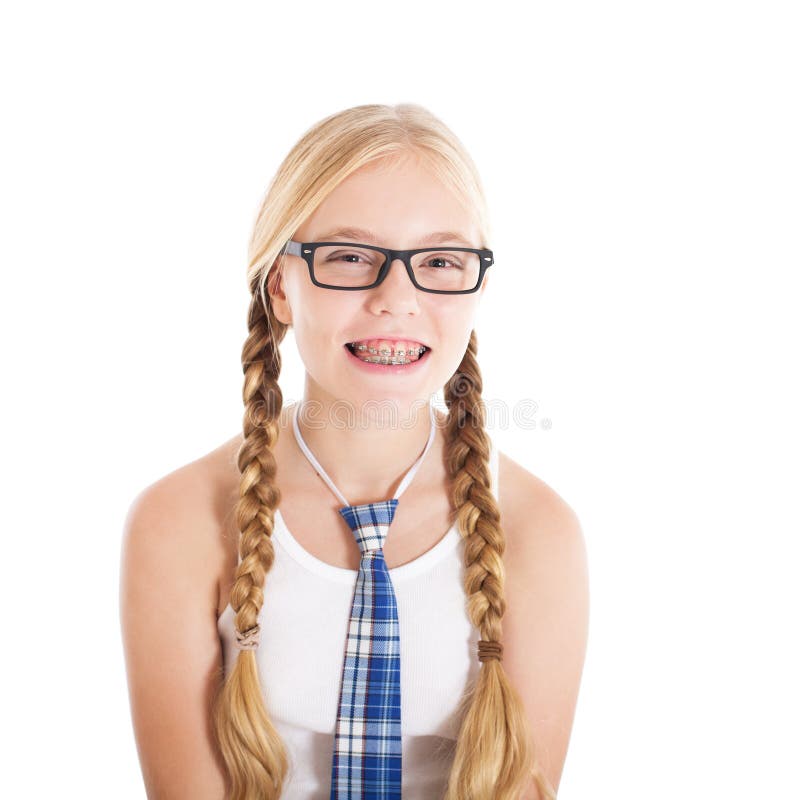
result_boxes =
[498,450,584,557]
[119,435,241,799]
[121,436,242,606]
[497,450,590,798]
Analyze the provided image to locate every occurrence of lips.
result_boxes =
[344,340,431,368]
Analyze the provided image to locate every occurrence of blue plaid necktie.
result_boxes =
[291,402,437,800]
[332,499,402,798]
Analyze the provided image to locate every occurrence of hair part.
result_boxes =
[211,102,556,800]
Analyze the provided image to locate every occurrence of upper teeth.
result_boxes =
[349,339,427,356]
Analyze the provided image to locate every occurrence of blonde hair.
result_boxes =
[211,103,556,800]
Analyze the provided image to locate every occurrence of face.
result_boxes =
[268,152,489,418]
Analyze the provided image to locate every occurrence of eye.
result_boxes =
[326,249,380,266]
[329,251,358,262]
[421,253,464,270]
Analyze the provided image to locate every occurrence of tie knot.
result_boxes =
[338,499,399,554]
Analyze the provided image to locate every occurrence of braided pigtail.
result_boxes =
[442,330,556,800]
[212,281,289,799]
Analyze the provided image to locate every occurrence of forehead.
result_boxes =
[296,155,480,247]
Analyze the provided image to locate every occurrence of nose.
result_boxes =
[367,257,421,313]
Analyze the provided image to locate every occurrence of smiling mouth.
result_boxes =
[344,342,430,365]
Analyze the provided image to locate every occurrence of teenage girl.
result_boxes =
[120,103,589,800]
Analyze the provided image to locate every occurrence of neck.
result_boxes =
[291,393,438,503]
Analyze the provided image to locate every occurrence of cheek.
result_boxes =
[430,297,480,339]
[292,292,360,352]
[426,301,480,371]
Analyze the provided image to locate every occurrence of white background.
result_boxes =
[2,1,797,797]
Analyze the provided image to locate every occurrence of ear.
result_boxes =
[266,264,292,326]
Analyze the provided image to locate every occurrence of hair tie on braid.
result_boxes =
[477,639,503,662]
[235,623,261,651]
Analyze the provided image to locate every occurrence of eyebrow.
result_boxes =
[314,226,477,248]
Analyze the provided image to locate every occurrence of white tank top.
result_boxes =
[217,433,500,799]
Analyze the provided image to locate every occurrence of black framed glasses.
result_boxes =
[284,239,493,295]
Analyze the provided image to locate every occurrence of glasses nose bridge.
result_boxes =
[379,248,414,285]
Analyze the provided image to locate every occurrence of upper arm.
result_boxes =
[119,473,229,800]
[499,457,590,798]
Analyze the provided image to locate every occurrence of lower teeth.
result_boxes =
[363,356,411,365]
